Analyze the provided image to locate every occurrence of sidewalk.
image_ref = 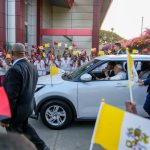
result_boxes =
[0,119,95,150]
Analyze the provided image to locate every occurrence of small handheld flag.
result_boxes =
[0,87,11,121]
[50,65,59,76]
[44,43,50,48]
[90,102,150,150]
[98,50,104,56]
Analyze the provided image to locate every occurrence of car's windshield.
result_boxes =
[70,59,99,79]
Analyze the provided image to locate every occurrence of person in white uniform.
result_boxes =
[61,53,71,72]
[34,55,46,76]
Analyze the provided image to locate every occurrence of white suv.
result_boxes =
[34,55,150,129]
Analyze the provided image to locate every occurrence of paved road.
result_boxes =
[0,118,95,150]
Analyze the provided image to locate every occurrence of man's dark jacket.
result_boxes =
[3,59,38,124]
[144,74,150,93]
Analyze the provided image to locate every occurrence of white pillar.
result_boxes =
[5,0,16,46]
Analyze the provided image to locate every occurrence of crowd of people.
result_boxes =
[0,42,150,86]
[0,46,91,86]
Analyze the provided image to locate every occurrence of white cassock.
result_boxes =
[110,71,126,80]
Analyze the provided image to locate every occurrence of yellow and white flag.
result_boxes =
[132,49,138,54]
[50,65,59,76]
[127,50,138,83]
[44,43,50,48]
[90,103,150,150]
[98,50,104,56]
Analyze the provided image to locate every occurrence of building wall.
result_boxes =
[42,0,52,28]
[0,0,108,53]
[15,0,25,43]
[71,0,93,51]
[27,0,37,49]
[52,0,93,29]
[41,0,93,53]
[42,0,53,44]
[5,0,17,47]
[0,0,6,48]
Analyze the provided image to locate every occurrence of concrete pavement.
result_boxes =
[0,118,95,150]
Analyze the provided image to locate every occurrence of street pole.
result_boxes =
[141,16,144,36]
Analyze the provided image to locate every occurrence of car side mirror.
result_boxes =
[80,74,92,82]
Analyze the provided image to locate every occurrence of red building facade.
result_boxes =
[0,0,112,53]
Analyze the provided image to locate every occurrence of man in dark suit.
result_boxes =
[138,74,150,116]
[114,43,125,55]
[0,43,50,150]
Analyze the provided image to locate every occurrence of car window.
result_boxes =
[70,59,99,79]
[89,61,127,81]
[135,60,150,80]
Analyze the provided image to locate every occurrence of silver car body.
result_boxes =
[35,55,150,119]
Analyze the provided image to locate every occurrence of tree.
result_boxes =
[99,30,124,45]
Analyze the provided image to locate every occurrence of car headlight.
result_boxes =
[35,84,45,93]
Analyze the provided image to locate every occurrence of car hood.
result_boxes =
[37,69,65,85]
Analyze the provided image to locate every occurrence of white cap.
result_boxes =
[116,64,123,70]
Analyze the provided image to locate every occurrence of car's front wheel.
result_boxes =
[40,100,73,130]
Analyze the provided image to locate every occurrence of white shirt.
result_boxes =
[61,57,71,71]
[135,61,141,71]
[110,71,126,80]
[45,58,53,73]
[0,59,12,75]
[70,61,78,71]
[81,60,88,66]
[13,57,26,66]
[34,60,46,76]
[0,66,5,75]
[55,59,62,68]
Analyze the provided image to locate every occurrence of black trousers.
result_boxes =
[143,93,150,116]
[6,119,47,150]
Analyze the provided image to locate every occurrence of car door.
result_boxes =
[77,61,130,118]
[132,82,147,116]
[132,60,150,116]
[77,79,129,118]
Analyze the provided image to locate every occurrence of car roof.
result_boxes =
[94,54,150,61]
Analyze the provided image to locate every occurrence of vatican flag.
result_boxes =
[126,50,138,103]
[90,103,150,150]
[127,50,138,83]
[50,65,59,76]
